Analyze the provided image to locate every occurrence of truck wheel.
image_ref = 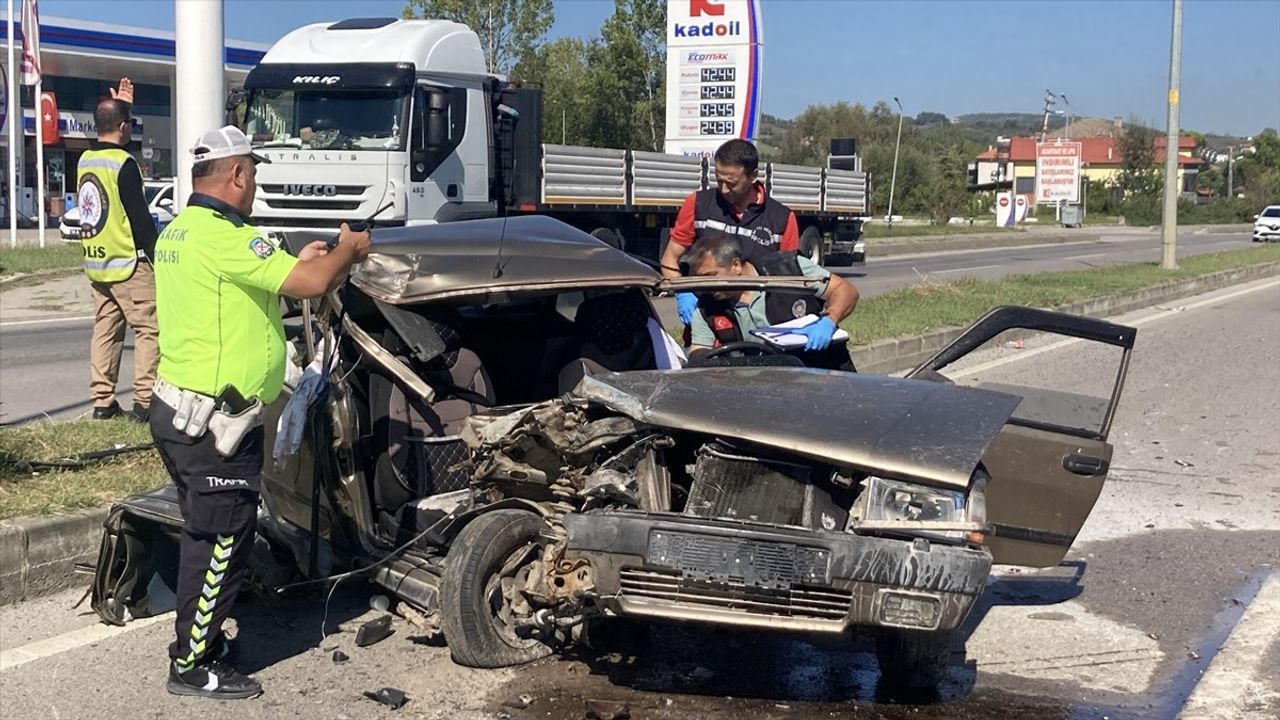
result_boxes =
[875,629,952,691]
[439,510,557,668]
[591,227,624,251]
[800,226,825,266]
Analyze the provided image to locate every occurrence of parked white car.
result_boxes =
[1253,206,1280,242]
[59,180,176,242]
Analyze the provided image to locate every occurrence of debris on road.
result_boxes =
[331,650,350,664]
[501,694,534,709]
[584,699,630,720]
[363,687,408,710]
[355,615,394,647]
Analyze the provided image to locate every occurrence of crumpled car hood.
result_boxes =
[573,368,1023,490]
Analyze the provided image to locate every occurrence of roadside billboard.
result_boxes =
[664,0,763,157]
[1036,141,1082,203]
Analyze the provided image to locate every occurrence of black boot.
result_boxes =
[92,401,122,420]
[126,404,150,423]
[166,658,262,700]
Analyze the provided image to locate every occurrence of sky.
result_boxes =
[17,0,1280,137]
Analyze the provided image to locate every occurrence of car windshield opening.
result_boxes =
[243,88,408,151]
[1263,208,1280,218]
[144,186,162,204]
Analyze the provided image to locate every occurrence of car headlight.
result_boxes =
[856,472,988,546]
[862,476,965,524]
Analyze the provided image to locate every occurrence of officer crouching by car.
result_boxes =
[150,126,372,699]
[686,234,859,371]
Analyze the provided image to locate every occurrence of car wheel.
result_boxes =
[439,509,557,668]
[875,629,952,691]
[800,226,825,265]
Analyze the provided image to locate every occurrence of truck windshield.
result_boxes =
[243,89,408,151]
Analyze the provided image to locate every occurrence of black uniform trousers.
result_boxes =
[150,396,262,669]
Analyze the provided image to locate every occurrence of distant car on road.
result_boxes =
[1254,206,1280,242]
[59,180,175,242]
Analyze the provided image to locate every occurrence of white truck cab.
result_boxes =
[241,17,495,231]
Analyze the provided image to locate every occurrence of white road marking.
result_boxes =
[0,315,94,328]
[0,613,170,672]
[952,278,1280,379]
[1178,575,1280,719]
[936,264,1000,274]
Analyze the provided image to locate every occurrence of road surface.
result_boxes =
[0,228,1254,425]
[1,276,1276,719]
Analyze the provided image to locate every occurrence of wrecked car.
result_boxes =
[90,216,1136,690]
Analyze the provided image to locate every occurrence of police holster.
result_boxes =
[163,380,263,457]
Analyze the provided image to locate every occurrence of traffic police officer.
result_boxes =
[151,126,371,699]
[77,80,160,421]
[660,138,803,328]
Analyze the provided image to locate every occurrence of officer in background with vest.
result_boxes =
[660,139,802,328]
[151,126,371,700]
[76,78,158,422]
[686,234,859,370]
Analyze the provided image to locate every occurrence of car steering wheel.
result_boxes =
[698,341,780,360]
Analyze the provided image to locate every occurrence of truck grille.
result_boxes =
[258,184,370,212]
[619,568,851,621]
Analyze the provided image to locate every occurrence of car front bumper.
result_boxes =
[563,511,991,635]
[1254,225,1280,241]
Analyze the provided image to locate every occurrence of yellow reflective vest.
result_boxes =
[77,147,140,283]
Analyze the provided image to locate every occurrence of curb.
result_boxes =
[1,261,1276,607]
[850,261,1280,375]
[0,507,106,606]
[871,231,1102,258]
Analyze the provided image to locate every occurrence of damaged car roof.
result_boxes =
[351,216,662,304]
[573,368,1024,489]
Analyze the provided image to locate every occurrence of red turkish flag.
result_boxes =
[40,91,59,144]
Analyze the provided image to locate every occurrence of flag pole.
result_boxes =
[33,73,41,246]
[6,0,17,246]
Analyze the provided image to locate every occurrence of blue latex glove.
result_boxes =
[797,316,837,351]
[676,292,699,325]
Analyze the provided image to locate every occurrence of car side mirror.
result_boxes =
[158,198,174,210]
[1255,214,1261,220]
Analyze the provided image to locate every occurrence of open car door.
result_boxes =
[906,306,1136,567]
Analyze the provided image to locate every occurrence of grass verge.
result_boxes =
[860,223,1010,239]
[841,245,1280,345]
[0,243,82,276]
[0,419,167,519]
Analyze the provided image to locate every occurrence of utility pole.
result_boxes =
[175,0,225,209]
[1226,145,1234,198]
[1160,0,1183,270]
[886,96,904,226]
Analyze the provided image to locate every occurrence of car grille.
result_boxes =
[618,567,852,621]
[647,530,832,587]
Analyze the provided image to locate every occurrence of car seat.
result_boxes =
[370,310,495,519]
[558,291,657,393]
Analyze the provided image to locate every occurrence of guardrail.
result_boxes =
[542,144,628,205]
[631,151,705,206]
[539,145,868,215]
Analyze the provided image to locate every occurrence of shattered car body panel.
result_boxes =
[573,368,1023,490]
[352,216,663,304]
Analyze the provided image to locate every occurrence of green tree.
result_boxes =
[1116,122,1161,198]
[402,0,554,74]
[593,0,666,151]
[513,37,597,145]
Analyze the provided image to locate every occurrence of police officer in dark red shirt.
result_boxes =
[661,139,801,325]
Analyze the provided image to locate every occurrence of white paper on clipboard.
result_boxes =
[749,314,849,348]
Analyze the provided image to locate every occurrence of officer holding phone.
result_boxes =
[150,126,371,700]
